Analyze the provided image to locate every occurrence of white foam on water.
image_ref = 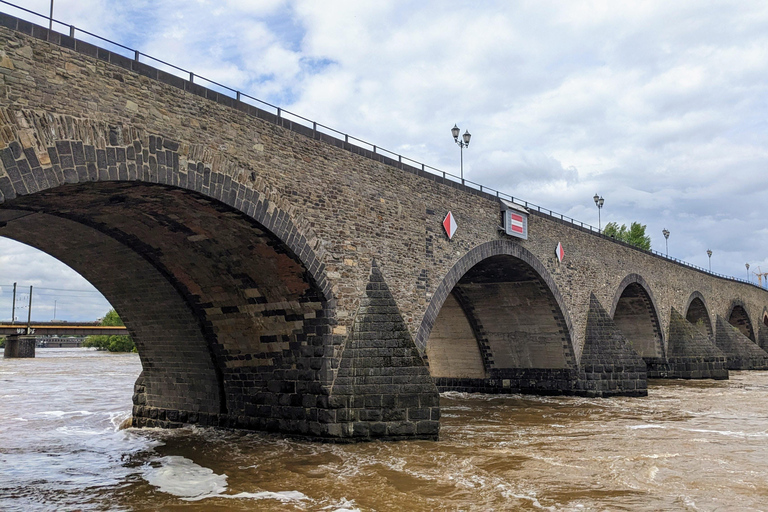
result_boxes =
[142,456,309,504]
[211,490,310,503]
[320,497,362,511]
[56,425,107,435]
[109,410,132,430]
[39,410,93,418]
[11,417,27,421]
[683,427,764,438]
[499,488,556,511]
[143,455,228,500]
[641,453,680,459]
[627,424,665,430]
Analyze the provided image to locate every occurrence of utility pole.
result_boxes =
[11,282,16,324]
[26,286,32,334]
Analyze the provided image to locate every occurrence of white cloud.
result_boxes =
[3,0,768,284]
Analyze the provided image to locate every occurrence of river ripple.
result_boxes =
[2,349,768,511]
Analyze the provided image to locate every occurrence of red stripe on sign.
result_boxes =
[510,213,524,223]
[511,224,524,233]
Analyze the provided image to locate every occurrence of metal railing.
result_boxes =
[0,0,763,290]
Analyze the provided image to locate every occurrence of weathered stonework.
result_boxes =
[663,308,728,379]
[329,261,439,440]
[2,334,35,358]
[576,294,647,397]
[714,316,768,370]
[0,13,767,439]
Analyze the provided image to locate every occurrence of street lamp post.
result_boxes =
[707,249,712,271]
[746,263,750,282]
[662,229,670,257]
[451,124,471,182]
[593,194,604,231]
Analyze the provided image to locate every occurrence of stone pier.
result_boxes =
[3,335,36,358]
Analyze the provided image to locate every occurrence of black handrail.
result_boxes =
[0,0,763,290]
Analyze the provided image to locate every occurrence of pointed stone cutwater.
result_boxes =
[714,316,768,370]
[328,260,440,441]
[758,324,768,353]
[665,308,728,379]
[576,294,647,397]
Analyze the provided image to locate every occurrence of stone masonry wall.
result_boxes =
[0,15,767,417]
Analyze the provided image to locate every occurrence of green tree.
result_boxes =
[83,308,136,352]
[603,221,652,250]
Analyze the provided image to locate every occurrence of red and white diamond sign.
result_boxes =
[443,211,457,239]
[555,242,565,262]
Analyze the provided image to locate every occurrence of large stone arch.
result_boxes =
[610,274,665,362]
[684,291,714,338]
[415,240,576,394]
[727,300,755,342]
[0,114,343,436]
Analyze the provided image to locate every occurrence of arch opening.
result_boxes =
[425,251,575,394]
[728,304,755,342]
[612,282,664,362]
[0,181,333,433]
[685,296,713,339]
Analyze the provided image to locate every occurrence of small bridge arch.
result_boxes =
[727,300,756,342]
[416,240,576,392]
[610,274,665,361]
[684,291,714,338]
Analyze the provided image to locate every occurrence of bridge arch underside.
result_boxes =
[612,282,665,375]
[426,254,577,395]
[0,182,335,436]
[685,296,714,339]
[728,304,755,342]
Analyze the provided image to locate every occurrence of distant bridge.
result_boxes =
[0,323,128,336]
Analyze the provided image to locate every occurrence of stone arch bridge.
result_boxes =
[0,13,767,441]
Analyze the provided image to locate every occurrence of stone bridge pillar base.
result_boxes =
[576,294,648,397]
[715,316,768,370]
[657,309,729,379]
[433,369,578,395]
[3,335,35,358]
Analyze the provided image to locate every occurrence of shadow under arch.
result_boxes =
[0,123,339,436]
[727,299,756,342]
[415,240,577,394]
[610,273,665,364]
[684,291,714,338]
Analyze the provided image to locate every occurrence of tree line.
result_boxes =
[83,308,136,352]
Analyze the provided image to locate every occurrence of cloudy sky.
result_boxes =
[1,0,767,321]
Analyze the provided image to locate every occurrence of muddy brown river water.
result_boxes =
[2,348,768,511]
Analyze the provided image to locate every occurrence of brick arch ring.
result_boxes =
[726,298,755,339]
[726,298,751,321]
[413,239,575,358]
[684,290,711,319]
[0,113,334,306]
[683,290,714,336]
[682,290,710,316]
[609,273,666,348]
